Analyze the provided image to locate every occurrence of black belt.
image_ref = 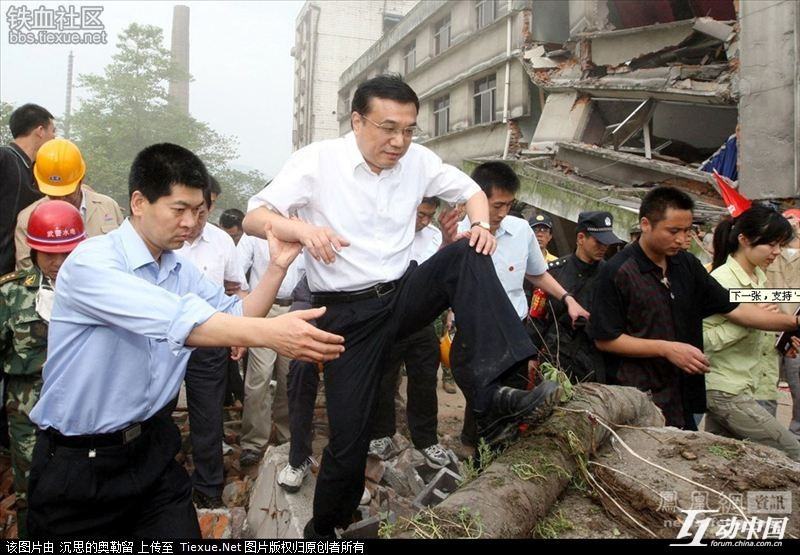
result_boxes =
[312,280,400,306]
[44,416,156,448]
[274,298,293,307]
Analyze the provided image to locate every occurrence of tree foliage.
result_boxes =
[67,23,265,212]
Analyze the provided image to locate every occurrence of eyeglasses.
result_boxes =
[360,115,420,138]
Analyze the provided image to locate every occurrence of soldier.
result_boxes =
[540,211,624,384]
[0,200,86,537]
[15,138,124,271]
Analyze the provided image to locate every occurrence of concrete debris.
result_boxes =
[411,467,463,510]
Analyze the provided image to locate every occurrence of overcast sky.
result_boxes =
[0,0,303,178]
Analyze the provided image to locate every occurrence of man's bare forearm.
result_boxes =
[242,265,287,318]
[595,334,666,358]
[726,304,799,332]
[187,313,275,349]
[243,206,306,242]
[527,272,567,300]
[464,191,490,224]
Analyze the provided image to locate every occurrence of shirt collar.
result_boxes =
[79,188,87,219]
[119,219,181,277]
[631,241,680,275]
[725,254,765,287]
[8,143,32,168]
[187,224,212,247]
[344,132,402,177]
[495,218,515,238]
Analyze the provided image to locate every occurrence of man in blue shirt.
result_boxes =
[26,143,344,537]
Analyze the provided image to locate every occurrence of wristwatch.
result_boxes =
[470,221,490,231]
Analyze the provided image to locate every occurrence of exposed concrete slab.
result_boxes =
[585,19,696,67]
[247,443,315,539]
[531,92,592,143]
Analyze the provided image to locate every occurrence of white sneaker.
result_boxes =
[368,436,396,460]
[278,458,312,493]
[421,443,451,468]
[360,487,371,505]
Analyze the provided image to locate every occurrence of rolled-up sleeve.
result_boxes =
[55,250,227,355]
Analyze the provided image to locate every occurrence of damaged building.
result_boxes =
[336,0,798,249]
[517,0,799,243]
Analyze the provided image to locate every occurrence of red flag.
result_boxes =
[712,170,751,217]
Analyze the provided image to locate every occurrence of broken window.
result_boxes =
[433,95,450,136]
[474,74,497,125]
[583,97,737,165]
[403,41,416,75]
[434,14,451,55]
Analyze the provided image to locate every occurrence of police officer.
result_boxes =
[0,201,86,537]
[540,211,624,384]
[529,213,558,263]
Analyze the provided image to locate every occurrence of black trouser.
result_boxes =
[184,346,228,497]
[460,317,533,447]
[27,413,200,537]
[371,324,439,449]
[311,239,535,534]
[225,358,244,405]
[287,359,318,468]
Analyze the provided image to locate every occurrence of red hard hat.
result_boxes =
[26,200,87,253]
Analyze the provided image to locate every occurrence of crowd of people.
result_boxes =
[1,75,799,539]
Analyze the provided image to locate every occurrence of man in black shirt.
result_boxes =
[0,104,56,275]
[589,186,800,429]
[542,211,624,383]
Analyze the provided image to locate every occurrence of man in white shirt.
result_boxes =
[175,177,248,508]
[243,75,560,538]
[238,231,305,467]
[369,198,450,468]
[450,162,590,445]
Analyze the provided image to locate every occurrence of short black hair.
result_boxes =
[639,186,694,226]
[219,208,245,229]
[351,74,419,116]
[128,143,209,203]
[470,161,520,198]
[204,175,222,208]
[9,104,54,138]
[420,197,440,208]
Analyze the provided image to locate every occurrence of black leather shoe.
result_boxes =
[303,518,337,539]
[477,381,561,446]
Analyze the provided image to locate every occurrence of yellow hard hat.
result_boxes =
[33,138,86,196]
[440,330,452,369]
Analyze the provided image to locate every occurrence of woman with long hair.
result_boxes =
[703,205,800,460]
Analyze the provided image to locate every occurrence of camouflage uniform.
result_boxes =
[0,266,48,537]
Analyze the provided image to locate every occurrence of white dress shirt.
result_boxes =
[176,223,248,289]
[411,224,442,265]
[237,233,305,300]
[459,215,547,318]
[248,132,481,292]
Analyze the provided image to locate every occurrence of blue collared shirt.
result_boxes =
[30,219,243,435]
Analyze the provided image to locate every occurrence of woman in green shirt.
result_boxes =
[703,205,800,460]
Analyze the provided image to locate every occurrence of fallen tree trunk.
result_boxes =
[392,383,665,538]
